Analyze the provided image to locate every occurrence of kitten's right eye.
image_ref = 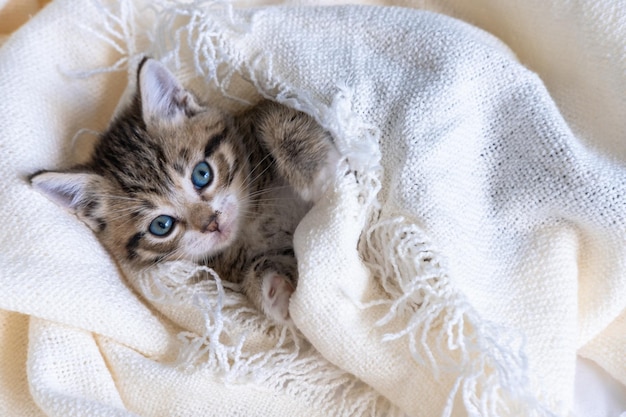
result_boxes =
[191,161,213,189]
[149,215,175,237]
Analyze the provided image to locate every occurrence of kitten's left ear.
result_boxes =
[30,170,107,232]
[138,58,203,127]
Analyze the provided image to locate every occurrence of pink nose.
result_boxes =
[204,218,220,233]
[203,211,221,233]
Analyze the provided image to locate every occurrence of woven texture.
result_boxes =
[0,1,625,416]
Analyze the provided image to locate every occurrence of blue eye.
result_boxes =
[191,161,213,189]
[149,215,175,237]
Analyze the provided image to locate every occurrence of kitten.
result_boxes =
[30,58,339,323]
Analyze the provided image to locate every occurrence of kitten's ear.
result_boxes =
[138,58,202,127]
[30,171,105,231]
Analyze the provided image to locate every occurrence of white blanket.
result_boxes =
[1,1,625,416]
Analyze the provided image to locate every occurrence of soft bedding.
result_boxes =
[0,1,625,416]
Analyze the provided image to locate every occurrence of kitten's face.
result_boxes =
[101,112,249,266]
[31,59,250,268]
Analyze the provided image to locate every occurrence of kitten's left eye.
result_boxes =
[149,215,175,237]
[191,161,213,189]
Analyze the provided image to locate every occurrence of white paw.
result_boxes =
[299,145,341,203]
[261,272,295,324]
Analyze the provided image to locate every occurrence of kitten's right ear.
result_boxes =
[138,58,202,127]
[30,171,102,212]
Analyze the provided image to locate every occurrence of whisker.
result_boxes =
[242,153,276,189]
[246,185,292,198]
[240,152,267,186]
[95,194,147,203]
[253,197,297,201]
[105,196,144,202]
[241,149,273,187]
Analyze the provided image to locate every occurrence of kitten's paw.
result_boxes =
[299,145,341,203]
[262,272,295,324]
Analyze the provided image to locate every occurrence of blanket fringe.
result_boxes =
[359,217,556,416]
[135,261,404,417]
[61,0,141,78]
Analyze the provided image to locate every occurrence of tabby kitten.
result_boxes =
[31,58,339,323]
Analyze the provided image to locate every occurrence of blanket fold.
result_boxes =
[1,1,625,416]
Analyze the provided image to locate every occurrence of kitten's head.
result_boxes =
[31,59,250,269]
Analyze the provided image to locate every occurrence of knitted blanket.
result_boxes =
[1,1,625,416]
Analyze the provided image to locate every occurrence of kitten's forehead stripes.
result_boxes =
[92,102,174,196]
[171,148,192,176]
[204,131,227,158]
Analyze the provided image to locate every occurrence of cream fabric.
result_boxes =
[0,1,625,416]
